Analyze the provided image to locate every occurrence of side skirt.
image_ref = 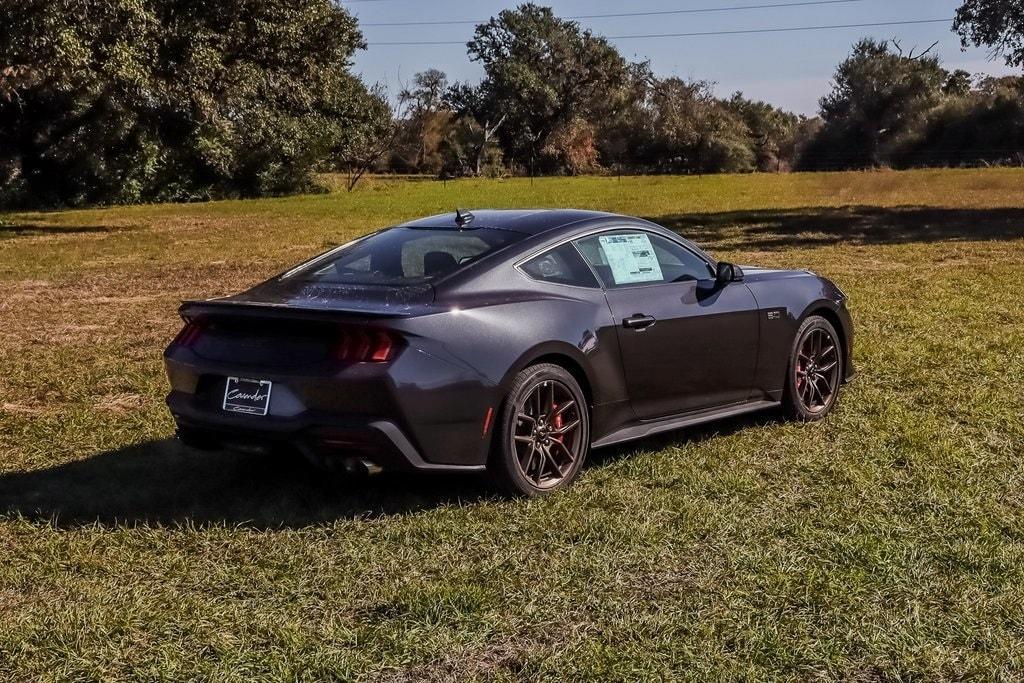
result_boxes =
[591,399,780,449]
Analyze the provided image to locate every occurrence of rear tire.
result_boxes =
[490,363,590,497]
[783,315,843,421]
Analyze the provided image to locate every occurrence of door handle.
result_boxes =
[623,314,657,330]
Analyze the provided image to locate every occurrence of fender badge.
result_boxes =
[767,310,781,321]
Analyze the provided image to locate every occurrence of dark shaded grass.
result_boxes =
[652,205,1024,251]
[0,223,121,240]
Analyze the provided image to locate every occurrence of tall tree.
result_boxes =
[802,39,948,169]
[337,84,397,191]
[894,75,1024,168]
[444,82,507,176]
[0,0,377,207]
[955,0,1024,68]
[592,62,655,173]
[726,94,801,171]
[644,78,754,174]
[395,69,453,174]
[466,3,632,171]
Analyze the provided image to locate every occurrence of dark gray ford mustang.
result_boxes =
[165,209,854,495]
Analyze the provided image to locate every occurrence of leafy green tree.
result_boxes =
[593,61,654,172]
[801,39,948,169]
[955,0,1024,68]
[392,69,453,174]
[466,3,632,172]
[401,70,450,119]
[631,78,754,174]
[336,84,397,191]
[444,82,508,176]
[894,76,1024,168]
[944,69,974,97]
[726,94,801,171]
[541,118,601,174]
[779,117,825,170]
[0,0,376,207]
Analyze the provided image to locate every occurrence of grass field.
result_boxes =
[2,168,1023,680]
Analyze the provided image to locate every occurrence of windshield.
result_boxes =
[284,227,525,286]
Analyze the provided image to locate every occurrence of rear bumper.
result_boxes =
[164,339,502,469]
[168,391,485,472]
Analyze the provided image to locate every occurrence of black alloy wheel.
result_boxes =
[784,315,843,421]
[492,363,590,496]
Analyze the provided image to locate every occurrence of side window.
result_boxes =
[521,243,600,288]
[649,234,715,283]
[575,231,712,288]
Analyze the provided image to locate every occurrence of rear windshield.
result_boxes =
[284,227,525,286]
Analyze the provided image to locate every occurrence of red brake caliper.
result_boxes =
[553,403,564,442]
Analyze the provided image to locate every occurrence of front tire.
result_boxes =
[783,315,843,421]
[490,363,590,496]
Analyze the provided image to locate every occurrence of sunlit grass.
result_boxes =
[1,168,1023,680]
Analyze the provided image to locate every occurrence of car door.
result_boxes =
[574,229,760,419]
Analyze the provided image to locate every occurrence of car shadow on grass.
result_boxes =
[0,410,783,529]
[648,205,1024,251]
[0,439,495,528]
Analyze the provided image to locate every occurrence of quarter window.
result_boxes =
[575,231,713,288]
[521,243,600,288]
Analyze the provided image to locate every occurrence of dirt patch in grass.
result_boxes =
[94,393,146,415]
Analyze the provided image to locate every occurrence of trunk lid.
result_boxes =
[215,279,438,315]
[177,282,432,368]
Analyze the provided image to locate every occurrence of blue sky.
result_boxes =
[347,0,1016,115]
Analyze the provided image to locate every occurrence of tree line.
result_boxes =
[2,0,1023,208]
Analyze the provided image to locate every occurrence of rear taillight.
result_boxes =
[335,328,400,363]
[172,320,204,348]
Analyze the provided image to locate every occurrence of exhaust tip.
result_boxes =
[341,458,382,477]
[361,459,384,476]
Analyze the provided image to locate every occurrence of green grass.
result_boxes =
[2,168,1024,680]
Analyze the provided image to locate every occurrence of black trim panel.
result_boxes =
[592,399,779,448]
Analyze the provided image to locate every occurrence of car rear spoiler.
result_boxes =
[178,298,433,323]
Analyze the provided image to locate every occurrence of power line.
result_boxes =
[362,0,868,28]
[367,18,954,46]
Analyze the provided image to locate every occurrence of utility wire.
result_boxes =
[367,18,954,46]
[361,0,868,28]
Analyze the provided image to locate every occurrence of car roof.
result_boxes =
[397,209,624,236]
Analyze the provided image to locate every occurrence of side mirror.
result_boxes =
[715,261,744,285]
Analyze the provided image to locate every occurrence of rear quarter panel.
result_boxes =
[397,274,630,455]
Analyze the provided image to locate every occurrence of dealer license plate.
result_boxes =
[222,377,273,416]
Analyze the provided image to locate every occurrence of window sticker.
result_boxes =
[598,234,664,285]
